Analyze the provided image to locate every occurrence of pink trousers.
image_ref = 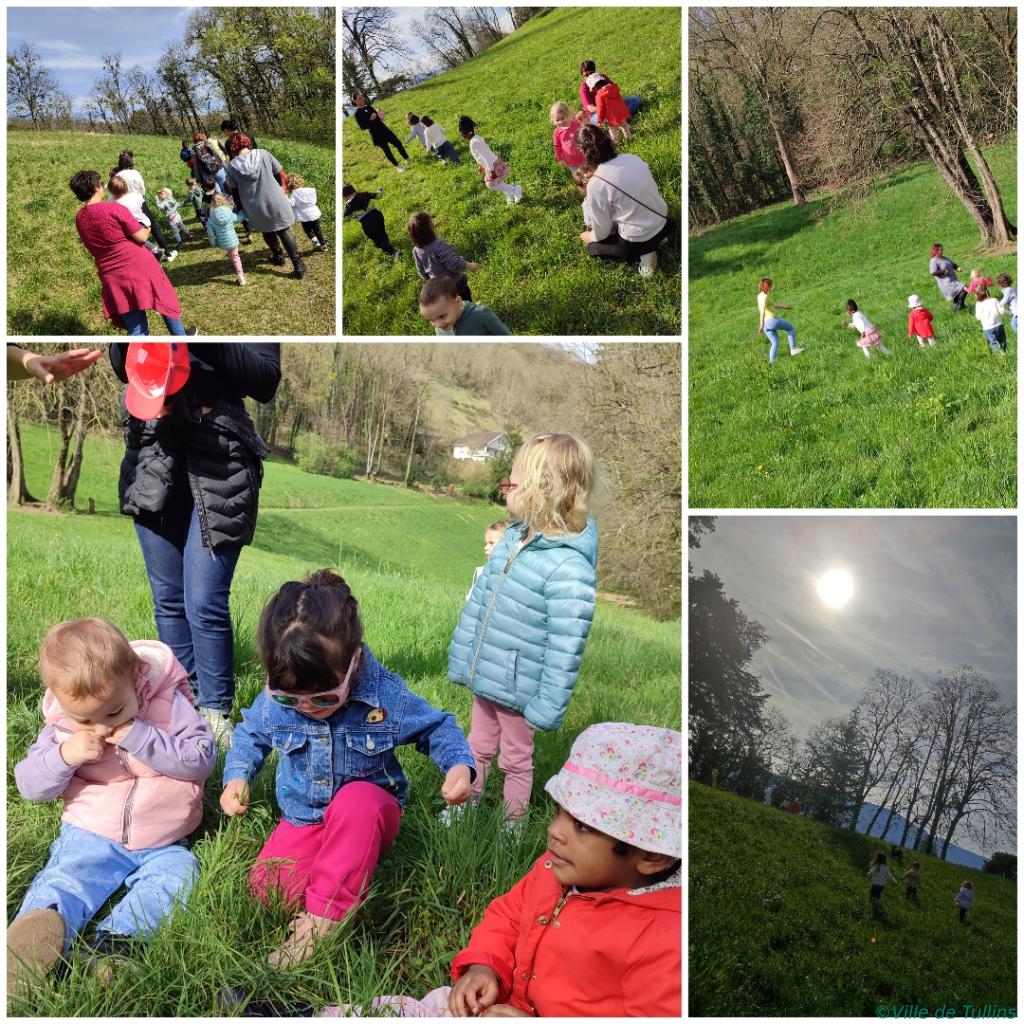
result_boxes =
[249,781,401,921]
[469,695,535,818]
[321,987,453,1017]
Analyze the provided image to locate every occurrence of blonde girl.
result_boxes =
[550,100,586,171]
[205,192,247,286]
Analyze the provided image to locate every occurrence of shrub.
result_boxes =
[294,434,360,479]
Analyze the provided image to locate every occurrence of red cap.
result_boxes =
[124,342,191,419]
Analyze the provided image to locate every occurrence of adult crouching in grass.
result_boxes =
[577,126,671,278]
[70,170,198,337]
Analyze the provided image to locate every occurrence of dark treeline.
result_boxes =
[7,8,334,145]
[689,7,1017,244]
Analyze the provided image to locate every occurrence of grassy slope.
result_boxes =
[689,783,1016,1016]
[341,7,681,336]
[689,145,1017,507]
[7,426,681,1016]
[7,131,335,336]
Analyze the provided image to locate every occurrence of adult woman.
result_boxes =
[224,132,306,278]
[577,126,671,276]
[190,132,229,194]
[756,277,803,364]
[108,342,281,746]
[70,170,197,336]
[929,243,968,311]
[114,150,174,257]
[578,60,641,125]
[351,93,410,171]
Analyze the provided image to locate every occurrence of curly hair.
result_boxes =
[70,169,102,201]
[509,434,594,535]
[578,125,616,166]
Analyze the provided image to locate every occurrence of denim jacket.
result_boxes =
[223,645,475,825]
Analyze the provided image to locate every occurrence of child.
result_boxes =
[907,294,937,347]
[343,183,398,258]
[997,273,1016,333]
[155,187,192,244]
[421,116,460,165]
[409,212,479,302]
[572,166,597,229]
[845,299,891,358]
[965,268,992,296]
[8,619,215,997]
[458,115,522,205]
[585,73,632,143]
[448,434,597,823]
[954,880,973,923]
[974,286,1008,353]
[550,101,586,171]
[405,112,429,152]
[903,861,922,902]
[205,193,248,286]
[107,174,175,263]
[179,139,193,168]
[418,276,511,335]
[867,851,898,906]
[284,173,329,252]
[185,177,207,227]
[466,519,510,601]
[220,569,476,968]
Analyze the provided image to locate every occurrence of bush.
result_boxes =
[294,433,360,479]
[335,443,359,480]
[459,479,493,499]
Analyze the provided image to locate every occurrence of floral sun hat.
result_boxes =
[544,722,681,858]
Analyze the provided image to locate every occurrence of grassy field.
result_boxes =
[341,7,681,336]
[689,144,1017,508]
[7,131,335,336]
[689,782,1016,1016]
[7,425,681,1016]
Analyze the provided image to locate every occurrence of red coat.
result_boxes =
[596,82,631,127]
[450,855,681,1017]
[908,307,935,338]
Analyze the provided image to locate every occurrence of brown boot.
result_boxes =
[7,909,66,998]
[267,911,341,969]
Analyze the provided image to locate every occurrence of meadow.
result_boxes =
[341,7,681,336]
[7,425,681,1016]
[689,144,1017,508]
[7,131,335,336]
[689,782,1017,1016]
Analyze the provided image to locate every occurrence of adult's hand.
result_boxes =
[8,346,102,383]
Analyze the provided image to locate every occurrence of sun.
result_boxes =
[818,568,854,608]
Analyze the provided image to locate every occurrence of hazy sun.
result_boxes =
[818,568,854,608]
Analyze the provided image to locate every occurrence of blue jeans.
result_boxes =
[121,309,187,336]
[1011,315,1017,333]
[17,824,197,947]
[588,96,642,125]
[763,316,797,363]
[134,504,242,713]
[434,140,460,164]
[215,167,227,193]
[983,324,1007,352]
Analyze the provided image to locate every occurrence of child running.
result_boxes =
[409,212,479,301]
[845,299,891,358]
[867,851,898,907]
[585,73,632,143]
[405,113,429,152]
[551,101,586,172]
[343,184,398,258]
[421,116,461,165]
[459,115,522,205]
[155,187,192,243]
[954,880,974,923]
[185,177,207,227]
[757,277,803,363]
[907,294,937,347]
[965,268,992,297]
[205,193,249,286]
[974,286,1008,352]
[285,173,329,252]
[997,273,1016,333]
[220,570,475,968]
[448,434,597,825]
[903,861,922,902]
[8,619,215,998]
[418,277,511,335]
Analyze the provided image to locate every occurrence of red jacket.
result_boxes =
[596,82,631,127]
[451,855,681,1017]
[908,307,935,338]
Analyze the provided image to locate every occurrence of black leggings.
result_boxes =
[263,227,299,262]
[359,210,395,255]
[141,200,169,249]
[454,275,472,301]
[587,217,672,262]
[952,288,967,311]
[299,218,325,246]
[374,127,409,167]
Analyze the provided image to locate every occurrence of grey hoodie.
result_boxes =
[225,149,295,233]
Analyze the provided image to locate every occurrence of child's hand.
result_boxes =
[442,764,472,805]
[467,261,481,272]
[450,964,500,1017]
[580,230,595,244]
[60,731,106,767]
[481,1007,532,1017]
[101,720,136,745]
[220,780,250,816]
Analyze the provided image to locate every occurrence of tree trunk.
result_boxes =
[766,109,806,205]
[7,407,36,505]
[404,385,424,486]
[44,403,73,511]
[59,384,90,507]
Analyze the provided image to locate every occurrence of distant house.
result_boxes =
[452,431,509,461]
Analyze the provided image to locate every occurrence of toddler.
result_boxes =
[448,434,597,822]
[418,276,511,335]
[466,519,510,601]
[845,299,891,358]
[107,174,175,263]
[573,166,597,229]
[409,211,479,302]
[220,570,475,968]
[954,880,974,923]
[974,286,1008,353]
[550,101,586,171]
[185,177,207,226]
[205,193,248,286]
[907,294,937,347]
[405,112,429,151]
[343,183,398,258]
[965,268,992,296]
[8,619,215,998]
[585,73,632,143]
[421,116,460,165]
[867,851,898,906]
[458,115,522,205]
[903,861,922,902]
[997,273,1016,332]
[285,173,329,252]
[155,187,192,244]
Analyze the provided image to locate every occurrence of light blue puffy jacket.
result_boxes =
[448,518,598,731]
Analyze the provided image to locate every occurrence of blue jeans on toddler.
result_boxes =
[588,96,642,124]
[1011,315,1017,333]
[17,824,197,948]
[982,324,1007,352]
[433,140,460,164]
[763,316,797,363]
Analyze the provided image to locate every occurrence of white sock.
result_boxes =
[879,345,891,355]
[494,183,517,197]
[863,348,871,359]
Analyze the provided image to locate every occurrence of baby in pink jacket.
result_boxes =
[8,618,216,999]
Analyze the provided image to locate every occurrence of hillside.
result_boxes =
[689,782,1016,1016]
[342,7,681,336]
[7,131,335,335]
[689,144,1016,508]
[855,803,984,870]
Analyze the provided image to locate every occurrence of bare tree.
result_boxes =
[414,7,479,70]
[7,43,70,129]
[342,7,410,95]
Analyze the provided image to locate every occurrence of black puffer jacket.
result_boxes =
[110,343,281,550]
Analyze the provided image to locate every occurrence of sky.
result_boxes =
[689,516,1017,739]
[7,7,195,115]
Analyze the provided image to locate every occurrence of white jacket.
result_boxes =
[585,153,668,244]
[975,297,1004,331]
[289,186,321,222]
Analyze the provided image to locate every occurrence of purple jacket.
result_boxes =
[413,237,468,281]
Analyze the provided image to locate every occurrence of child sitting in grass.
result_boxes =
[343,183,398,258]
[409,211,479,302]
[284,173,329,252]
[205,193,249,287]
[8,618,215,999]
[421,116,461,165]
[974,286,1008,353]
[220,569,475,969]
[907,294,937,348]
[868,851,898,906]
[572,166,597,229]
[550,101,586,172]
[997,273,1016,333]
[954,880,974,923]
[459,115,522,205]
[845,299,891,359]
[418,276,512,335]
[155,187,192,244]
[903,861,922,902]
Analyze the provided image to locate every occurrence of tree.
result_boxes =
[413,7,479,70]
[7,43,71,129]
[982,852,1016,881]
[342,7,410,95]
[799,714,864,827]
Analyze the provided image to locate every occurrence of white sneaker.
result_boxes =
[199,709,234,751]
[639,252,657,277]
[502,816,527,837]
[789,347,804,356]
[513,185,523,204]
[395,165,406,174]
[165,250,179,263]
[438,803,472,826]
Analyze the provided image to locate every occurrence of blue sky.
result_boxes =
[7,7,195,114]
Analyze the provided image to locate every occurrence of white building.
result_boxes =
[452,431,509,462]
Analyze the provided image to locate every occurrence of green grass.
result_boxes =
[342,7,681,336]
[7,425,681,1016]
[7,131,335,336]
[689,782,1016,1016]
[689,145,1017,507]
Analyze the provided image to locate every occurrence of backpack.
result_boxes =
[194,141,224,174]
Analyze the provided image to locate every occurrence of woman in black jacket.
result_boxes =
[351,94,410,171]
[109,343,281,746]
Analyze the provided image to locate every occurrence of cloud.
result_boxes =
[46,57,106,70]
